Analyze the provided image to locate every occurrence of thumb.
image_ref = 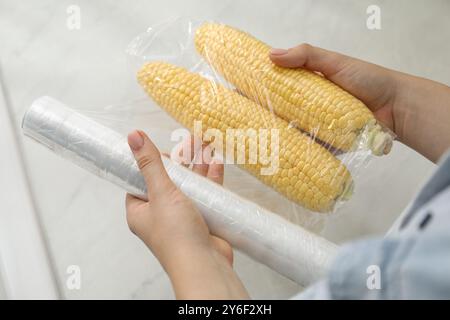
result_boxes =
[269,43,351,79]
[128,130,176,200]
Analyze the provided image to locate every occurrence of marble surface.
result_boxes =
[0,272,5,299]
[1,0,448,299]
[0,74,58,299]
[0,281,5,300]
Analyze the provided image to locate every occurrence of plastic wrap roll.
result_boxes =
[22,96,338,286]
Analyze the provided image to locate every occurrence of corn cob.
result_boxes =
[138,61,353,212]
[194,23,392,155]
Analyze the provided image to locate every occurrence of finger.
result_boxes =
[128,130,176,199]
[171,135,203,166]
[192,143,214,176]
[269,44,352,78]
[206,160,224,185]
[192,161,209,176]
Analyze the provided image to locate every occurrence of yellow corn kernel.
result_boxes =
[195,23,392,155]
[138,61,353,212]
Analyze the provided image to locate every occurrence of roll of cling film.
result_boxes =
[22,96,338,286]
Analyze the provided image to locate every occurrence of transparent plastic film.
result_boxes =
[22,96,337,286]
[128,18,395,216]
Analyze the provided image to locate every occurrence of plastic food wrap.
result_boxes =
[22,96,337,286]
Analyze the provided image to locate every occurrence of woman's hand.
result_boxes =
[126,130,249,299]
[270,44,450,162]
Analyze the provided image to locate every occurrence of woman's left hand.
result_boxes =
[126,130,249,299]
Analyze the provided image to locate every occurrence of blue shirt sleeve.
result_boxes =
[293,151,450,300]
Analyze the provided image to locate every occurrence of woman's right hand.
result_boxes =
[270,44,450,162]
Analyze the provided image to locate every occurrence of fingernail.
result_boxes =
[270,48,288,55]
[128,130,144,151]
